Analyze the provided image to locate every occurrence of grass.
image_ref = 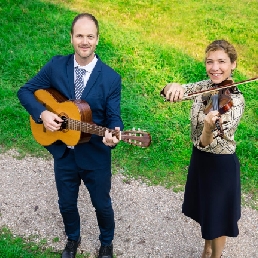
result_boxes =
[0,227,89,257]
[0,0,257,256]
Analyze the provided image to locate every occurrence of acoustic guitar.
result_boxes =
[30,88,151,147]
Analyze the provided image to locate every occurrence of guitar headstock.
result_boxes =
[121,129,151,148]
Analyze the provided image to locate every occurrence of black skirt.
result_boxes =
[182,146,241,240]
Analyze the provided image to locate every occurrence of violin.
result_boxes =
[203,87,234,138]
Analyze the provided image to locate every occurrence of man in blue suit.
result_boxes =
[18,13,123,258]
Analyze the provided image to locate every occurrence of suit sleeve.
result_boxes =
[105,74,124,131]
[17,59,53,122]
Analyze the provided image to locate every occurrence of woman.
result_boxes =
[161,40,245,258]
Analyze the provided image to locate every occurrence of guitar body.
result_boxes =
[30,88,93,146]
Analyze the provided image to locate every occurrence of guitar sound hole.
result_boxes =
[60,116,68,132]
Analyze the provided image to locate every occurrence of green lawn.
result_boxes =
[0,0,257,256]
[0,227,89,257]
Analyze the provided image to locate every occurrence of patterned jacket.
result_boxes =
[183,79,245,154]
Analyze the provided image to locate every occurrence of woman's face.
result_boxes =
[205,49,236,84]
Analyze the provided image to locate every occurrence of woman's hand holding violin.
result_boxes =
[203,110,221,132]
[161,83,185,102]
[200,110,221,147]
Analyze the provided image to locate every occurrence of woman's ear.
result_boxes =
[232,61,237,70]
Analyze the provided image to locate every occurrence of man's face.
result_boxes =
[71,17,99,65]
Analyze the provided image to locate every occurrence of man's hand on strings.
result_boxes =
[40,110,63,132]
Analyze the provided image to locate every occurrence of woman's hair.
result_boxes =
[71,13,99,36]
[205,40,237,63]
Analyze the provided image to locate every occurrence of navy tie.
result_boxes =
[75,67,86,99]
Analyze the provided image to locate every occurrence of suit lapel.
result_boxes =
[66,55,75,99]
[80,59,102,99]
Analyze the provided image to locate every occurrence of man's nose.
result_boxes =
[82,36,89,44]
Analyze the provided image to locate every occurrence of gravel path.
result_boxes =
[0,150,257,257]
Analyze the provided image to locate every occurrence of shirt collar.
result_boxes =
[74,55,98,73]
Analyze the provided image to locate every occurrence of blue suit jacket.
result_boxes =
[18,54,124,169]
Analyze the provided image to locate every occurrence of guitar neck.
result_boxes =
[67,118,151,148]
[68,118,120,138]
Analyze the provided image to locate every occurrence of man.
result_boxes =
[18,13,123,258]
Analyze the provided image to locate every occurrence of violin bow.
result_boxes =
[160,76,258,101]
[183,76,258,99]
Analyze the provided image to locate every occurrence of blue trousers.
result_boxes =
[54,148,114,245]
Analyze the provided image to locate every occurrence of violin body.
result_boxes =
[218,92,233,115]
[203,88,234,115]
[203,87,235,138]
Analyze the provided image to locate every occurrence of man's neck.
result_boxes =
[75,54,95,66]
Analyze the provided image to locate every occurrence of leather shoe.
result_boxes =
[98,244,113,258]
[61,237,81,258]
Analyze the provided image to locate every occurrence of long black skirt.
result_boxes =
[182,146,241,240]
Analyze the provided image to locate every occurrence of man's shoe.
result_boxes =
[98,244,113,258]
[61,237,81,258]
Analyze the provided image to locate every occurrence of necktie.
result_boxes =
[75,67,86,99]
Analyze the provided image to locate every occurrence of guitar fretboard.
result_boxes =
[68,118,118,137]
